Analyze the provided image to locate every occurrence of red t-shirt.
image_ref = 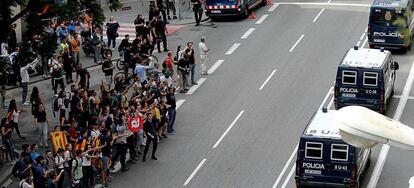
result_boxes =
[165,56,173,71]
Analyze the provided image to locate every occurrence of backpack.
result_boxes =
[12,161,21,178]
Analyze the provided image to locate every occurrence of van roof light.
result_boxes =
[322,107,328,113]
[380,47,385,52]
[354,46,358,50]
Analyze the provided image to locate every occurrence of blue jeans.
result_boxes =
[167,108,176,132]
[37,122,48,146]
[135,131,144,149]
[3,138,16,161]
[189,64,196,83]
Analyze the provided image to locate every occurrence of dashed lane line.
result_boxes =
[259,69,277,90]
[289,34,305,52]
[183,158,207,186]
[312,8,325,23]
[255,14,269,24]
[186,78,207,95]
[225,43,241,55]
[213,110,244,149]
[268,3,280,12]
[207,60,224,75]
[241,28,256,39]
[176,99,186,110]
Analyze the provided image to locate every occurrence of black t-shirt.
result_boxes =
[36,110,47,123]
[144,120,157,136]
[154,20,166,34]
[134,18,145,34]
[185,48,195,64]
[156,0,164,8]
[100,135,112,157]
[102,60,113,75]
[77,69,90,84]
[105,22,120,36]
[143,26,150,37]
[191,0,201,10]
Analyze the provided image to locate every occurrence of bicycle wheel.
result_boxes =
[116,59,124,70]
[148,55,158,65]
[114,72,126,85]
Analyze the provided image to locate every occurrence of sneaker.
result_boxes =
[168,16,172,20]
[202,72,208,75]
[112,48,115,51]
[22,102,30,106]
[179,90,187,93]
[192,82,198,85]
[121,168,129,172]
[173,16,177,19]
[142,157,146,162]
[151,156,158,160]
[162,134,168,138]
[19,137,26,141]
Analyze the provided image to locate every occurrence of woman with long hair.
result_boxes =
[6,99,25,140]
[1,118,17,161]
[30,87,44,123]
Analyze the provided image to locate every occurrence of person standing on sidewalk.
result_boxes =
[177,54,189,93]
[167,0,177,20]
[185,42,197,85]
[35,104,49,148]
[198,36,209,75]
[191,0,203,26]
[70,33,81,66]
[105,16,120,51]
[20,61,30,105]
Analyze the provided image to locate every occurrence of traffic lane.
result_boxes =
[186,5,372,187]
[374,99,414,188]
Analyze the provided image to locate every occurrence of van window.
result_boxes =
[363,72,378,86]
[305,142,323,159]
[371,9,407,27]
[342,71,357,85]
[330,144,349,161]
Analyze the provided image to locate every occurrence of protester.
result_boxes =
[102,54,115,84]
[185,42,197,85]
[154,16,169,53]
[6,99,25,140]
[20,61,30,105]
[191,0,203,26]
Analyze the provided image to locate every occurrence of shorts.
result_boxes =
[60,109,66,119]
[101,156,109,171]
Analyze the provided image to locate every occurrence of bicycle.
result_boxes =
[116,54,158,70]
[114,71,134,86]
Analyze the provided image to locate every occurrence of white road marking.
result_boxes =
[318,87,333,110]
[207,59,224,74]
[281,164,296,188]
[255,14,269,24]
[327,0,332,3]
[367,60,414,188]
[272,144,298,188]
[313,8,325,23]
[241,28,256,39]
[259,69,277,90]
[289,34,305,52]
[183,158,207,186]
[268,3,280,11]
[213,110,244,149]
[277,2,370,7]
[356,41,361,47]
[360,32,366,40]
[186,78,207,95]
[362,36,369,47]
[392,95,414,100]
[176,99,186,110]
[225,43,241,55]
[327,97,334,109]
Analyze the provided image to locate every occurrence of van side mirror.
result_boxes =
[393,62,399,70]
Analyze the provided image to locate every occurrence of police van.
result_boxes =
[368,0,414,50]
[205,0,265,19]
[334,47,399,114]
[295,108,371,188]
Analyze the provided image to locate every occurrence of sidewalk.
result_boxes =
[0,0,207,187]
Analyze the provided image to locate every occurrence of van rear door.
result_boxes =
[326,143,353,184]
[369,8,408,46]
[336,69,360,99]
[359,70,382,102]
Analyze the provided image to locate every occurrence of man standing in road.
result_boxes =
[177,54,190,93]
[191,0,203,26]
[143,112,159,161]
[134,14,145,36]
[185,42,197,85]
[198,36,209,75]
[154,16,169,53]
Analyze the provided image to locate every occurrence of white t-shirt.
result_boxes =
[55,155,64,169]
[12,110,19,123]
[198,42,208,56]
[19,181,33,188]
[57,98,65,110]
[20,65,30,83]
[82,154,92,166]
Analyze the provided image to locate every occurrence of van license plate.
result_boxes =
[305,169,321,175]
[342,93,356,98]
[211,10,221,13]
[374,39,385,43]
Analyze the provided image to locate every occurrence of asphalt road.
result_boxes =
[5,0,414,187]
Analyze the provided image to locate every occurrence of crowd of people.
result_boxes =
[0,0,213,187]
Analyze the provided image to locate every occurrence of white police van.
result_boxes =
[295,108,371,188]
[334,46,399,114]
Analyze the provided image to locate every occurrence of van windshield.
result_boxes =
[370,8,407,27]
